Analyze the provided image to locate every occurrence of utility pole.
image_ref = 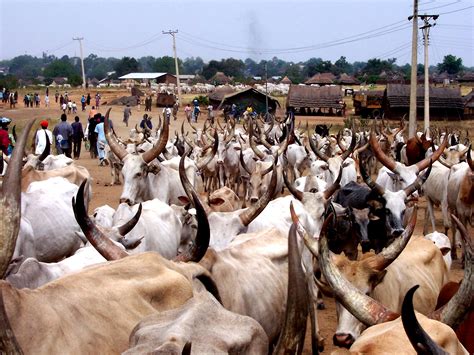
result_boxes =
[265,61,269,121]
[163,30,182,107]
[420,14,438,138]
[408,0,418,138]
[72,37,86,90]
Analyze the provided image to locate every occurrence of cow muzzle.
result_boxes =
[333,333,355,348]
[250,196,259,204]
[391,228,404,237]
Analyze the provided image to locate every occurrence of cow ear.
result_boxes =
[209,197,225,206]
[233,146,241,151]
[370,270,387,287]
[178,196,190,205]
[146,163,161,175]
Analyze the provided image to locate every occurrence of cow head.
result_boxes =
[104,108,169,205]
[361,160,430,238]
[247,160,274,205]
[348,207,372,248]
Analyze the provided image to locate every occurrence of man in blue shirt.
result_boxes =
[53,114,73,157]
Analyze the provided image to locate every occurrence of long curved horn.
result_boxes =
[304,214,398,327]
[239,155,278,226]
[308,129,329,162]
[179,149,194,202]
[402,285,448,355]
[369,129,397,171]
[174,189,210,263]
[323,165,342,200]
[403,162,432,197]
[117,204,142,236]
[239,149,252,175]
[0,154,3,175]
[467,146,474,171]
[0,118,36,279]
[37,130,51,162]
[142,116,169,164]
[340,129,357,161]
[283,169,303,201]
[360,160,385,196]
[104,108,128,161]
[72,180,129,260]
[197,131,218,170]
[415,134,448,172]
[369,205,417,271]
[432,215,473,329]
[249,118,265,160]
[273,223,309,354]
[336,130,347,152]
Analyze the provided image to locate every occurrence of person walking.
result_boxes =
[88,113,100,158]
[34,120,53,155]
[139,114,153,130]
[123,104,132,127]
[81,95,86,111]
[55,91,59,103]
[44,95,50,107]
[52,113,73,157]
[95,92,101,108]
[86,93,91,106]
[184,104,191,122]
[71,116,84,159]
[136,96,141,111]
[94,115,108,166]
[162,105,172,125]
[0,117,12,156]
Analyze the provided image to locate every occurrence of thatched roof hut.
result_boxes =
[464,89,474,118]
[208,86,235,108]
[210,71,232,85]
[338,73,359,85]
[286,84,343,116]
[217,87,280,114]
[305,72,336,85]
[383,84,464,120]
[458,72,474,83]
[280,76,292,85]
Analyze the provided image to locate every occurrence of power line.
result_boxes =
[87,33,165,52]
[438,4,473,14]
[419,0,461,11]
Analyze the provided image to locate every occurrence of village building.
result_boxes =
[286,84,344,116]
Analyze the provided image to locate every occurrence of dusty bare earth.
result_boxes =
[0,88,467,354]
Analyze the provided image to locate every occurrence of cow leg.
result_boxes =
[424,199,436,235]
[449,214,458,260]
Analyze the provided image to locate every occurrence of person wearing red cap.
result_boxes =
[35,120,53,155]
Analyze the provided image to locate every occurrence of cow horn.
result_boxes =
[283,169,303,201]
[273,223,309,354]
[467,146,474,171]
[249,118,265,160]
[360,160,385,196]
[197,131,218,170]
[175,151,210,263]
[438,156,452,169]
[72,180,129,260]
[135,123,143,134]
[323,165,342,200]
[415,134,448,172]
[404,162,432,197]
[432,215,473,329]
[309,214,398,327]
[369,128,397,172]
[336,130,347,152]
[0,154,3,175]
[239,155,278,226]
[402,285,448,355]
[239,149,252,175]
[182,122,195,149]
[142,116,169,164]
[37,130,51,162]
[308,129,329,162]
[117,204,142,236]
[340,129,357,161]
[0,118,36,279]
[104,108,128,161]
[369,205,417,271]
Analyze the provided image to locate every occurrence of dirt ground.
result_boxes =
[0,88,467,354]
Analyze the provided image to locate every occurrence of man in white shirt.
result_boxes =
[35,120,53,155]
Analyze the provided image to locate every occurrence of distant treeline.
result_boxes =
[0,52,471,88]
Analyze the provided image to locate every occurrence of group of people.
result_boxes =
[1,89,19,109]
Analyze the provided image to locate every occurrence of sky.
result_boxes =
[0,0,473,67]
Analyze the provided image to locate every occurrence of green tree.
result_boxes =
[153,56,181,73]
[114,57,140,77]
[43,58,78,78]
[285,63,303,84]
[0,74,19,89]
[183,57,204,74]
[437,54,463,74]
[332,56,353,75]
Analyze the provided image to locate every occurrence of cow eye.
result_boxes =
[135,172,142,178]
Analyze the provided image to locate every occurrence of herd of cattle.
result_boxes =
[0,109,472,354]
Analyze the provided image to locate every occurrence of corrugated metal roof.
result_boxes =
[118,72,168,80]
